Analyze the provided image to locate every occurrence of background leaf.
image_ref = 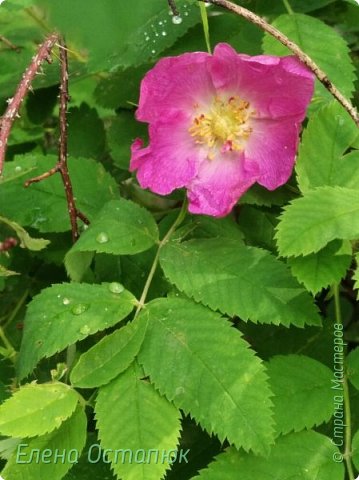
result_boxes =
[0,382,79,438]
[160,238,321,327]
[95,361,181,480]
[138,298,275,455]
[70,316,148,388]
[276,187,359,256]
[17,282,136,379]
[296,102,359,192]
[347,347,359,390]
[287,240,352,294]
[2,405,87,480]
[0,155,118,233]
[193,431,345,480]
[267,355,333,435]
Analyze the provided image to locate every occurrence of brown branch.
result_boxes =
[167,0,179,16]
[0,33,59,176]
[199,0,359,128]
[25,37,89,242]
[0,35,21,52]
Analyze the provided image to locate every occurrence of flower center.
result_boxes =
[189,96,254,159]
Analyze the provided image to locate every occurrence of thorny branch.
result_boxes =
[0,33,89,242]
[193,0,359,128]
[0,33,59,176]
[167,0,180,16]
[25,37,89,242]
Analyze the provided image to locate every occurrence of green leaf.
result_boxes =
[353,429,359,471]
[67,104,106,158]
[262,14,356,102]
[296,102,359,192]
[287,240,352,294]
[65,199,159,281]
[113,1,201,69]
[138,298,275,455]
[267,355,333,435]
[2,405,87,480]
[0,382,79,437]
[0,155,118,233]
[275,187,359,256]
[0,216,50,251]
[0,265,18,277]
[95,362,181,480]
[107,113,147,170]
[193,431,345,480]
[347,347,359,390]
[160,239,321,327]
[17,282,136,380]
[70,316,148,388]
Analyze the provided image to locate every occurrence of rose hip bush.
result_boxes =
[0,1,359,480]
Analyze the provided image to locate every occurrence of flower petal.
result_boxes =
[244,118,300,189]
[136,52,214,124]
[130,118,200,195]
[210,43,315,120]
[187,153,258,217]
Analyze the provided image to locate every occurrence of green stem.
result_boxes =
[3,288,29,329]
[282,0,294,14]
[0,326,16,362]
[333,285,355,480]
[134,200,188,318]
[199,1,212,54]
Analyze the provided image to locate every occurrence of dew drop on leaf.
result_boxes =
[172,15,183,25]
[62,297,71,305]
[79,325,91,335]
[108,282,125,294]
[96,232,109,244]
[71,303,89,315]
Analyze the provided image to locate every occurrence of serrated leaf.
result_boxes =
[70,316,147,388]
[287,240,352,294]
[160,238,321,327]
[138,298,275,455]
[67,104,105,158]
[347,347,359,390]
[193,431,345,480]
[262,14,356,102]
[114,1,201,68]
[65,199,158,281]
[276,187,359,256]
[296,102,359,192]
[353,429,359,471]
[267,355,333,435]
[2,405,87,480]
[0,216,49,251]
[95,362,181,480]
[0,155,118,233]
[17,283,136,380]
[0,382,79,438]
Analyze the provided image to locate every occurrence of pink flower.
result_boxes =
[130,43,315,217]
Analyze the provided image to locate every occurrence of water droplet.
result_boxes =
[145,36,150,41]
[151,49,156,55]
[175,386,185,395]
[108,282,125,294]
[72,304,89,315]
[172,15,183,24]
[96,232,109,244]
[184,11,189,16]
[15,165,22,172]
[158,21,163,25]
[155,32,159,37]
[80,325,91,335]
[62,297,70,305]
[162,31,167,36]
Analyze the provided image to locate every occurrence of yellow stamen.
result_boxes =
[188,95,254,159]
